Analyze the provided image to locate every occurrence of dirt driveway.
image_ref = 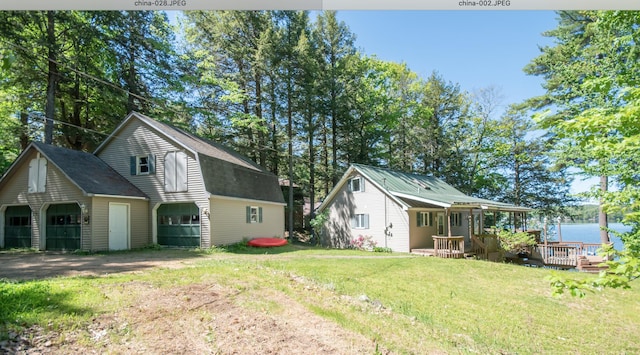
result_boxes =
[0,250,209,281]
[0,250,392,354]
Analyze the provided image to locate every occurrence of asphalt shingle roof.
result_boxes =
[134,113,284,204]
[33,142,147,198]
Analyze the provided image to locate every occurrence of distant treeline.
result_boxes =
[564,205,624,224]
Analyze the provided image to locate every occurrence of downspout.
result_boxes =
[383,178,388,248]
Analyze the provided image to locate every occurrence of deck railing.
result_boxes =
[470,235,487,259]
[532,244,578,267]
[471,234,500,260]
[433,236,465,259]
[554,242,604,257]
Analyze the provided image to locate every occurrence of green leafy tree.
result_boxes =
[493,106,576,215]
[525,11,640,294]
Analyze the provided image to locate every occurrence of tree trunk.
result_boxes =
[599,175,610,244]
[19,112,30,149]
[255,74,267,166]
[44,11,57,144]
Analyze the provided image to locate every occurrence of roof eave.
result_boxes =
[389,191,452,208]
[86,193,149,201]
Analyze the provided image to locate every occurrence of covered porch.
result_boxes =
[406,197,533,259]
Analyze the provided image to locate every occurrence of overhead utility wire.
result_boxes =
[1,39,278,152]
[0,38,186,118]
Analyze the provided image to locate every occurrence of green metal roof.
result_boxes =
[350,164,530,211]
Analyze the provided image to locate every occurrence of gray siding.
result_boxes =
[90,197,149,251]
[210,197,284,245]
[322,173,411,252]
[0,149,91,250]
[97,119,211,247]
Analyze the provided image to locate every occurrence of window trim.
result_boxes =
[451,212,463,227]
[246,206,263,224]
[417,211,433,227]
[130,154,155,176]
[351,213,369,229]
[137,155,150,175]
[348,176,365,193]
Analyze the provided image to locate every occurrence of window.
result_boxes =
[417,211,433,227]
[348,176,365,192]
[164,151,188,192]
[351,214,369,229]
[246,206,263,224]
[451,212,463,227]
[130,154,155,175]
[28,157,47,193]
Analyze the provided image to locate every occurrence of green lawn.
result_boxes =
[1,246,638,354]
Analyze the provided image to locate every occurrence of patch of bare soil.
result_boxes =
[3,281,380,354]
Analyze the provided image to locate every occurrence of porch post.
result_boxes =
[446,208,452,237]
[469,208,474,238]
[493,211,497,232]
[509,212,513,232]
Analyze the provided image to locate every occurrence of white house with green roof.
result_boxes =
[316,164,531,254]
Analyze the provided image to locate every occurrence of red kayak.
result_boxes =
[247,237,288,247]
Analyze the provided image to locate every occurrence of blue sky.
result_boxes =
[335,11,558,108]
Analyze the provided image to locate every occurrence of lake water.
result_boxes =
[545,223,631,250]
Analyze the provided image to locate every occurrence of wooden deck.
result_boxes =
[412,235,608,272]
[530,242,607,271]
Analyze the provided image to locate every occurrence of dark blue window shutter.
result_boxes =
[360,178,365,192]
[130,156,137,175]
[417,212,423,227]
[246,206,251,223]
[259,207,263,223]
[148,154,156,174]
[350,216,356,228]
[429,212,433,226]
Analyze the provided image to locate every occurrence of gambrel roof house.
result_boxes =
[317,164,530,253]
[0,112,285,251]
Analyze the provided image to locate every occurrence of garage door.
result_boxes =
[46,204,81,250]
[4,206,32,248]
[157,203,200,247]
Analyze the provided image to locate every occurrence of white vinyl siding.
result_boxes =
[351,214,369,229]
[323,175,410,252]
[164,151,188,192]
[28,157,47,193]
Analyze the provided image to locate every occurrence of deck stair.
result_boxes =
[576,255,608,273]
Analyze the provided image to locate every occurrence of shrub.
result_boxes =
[350,235,377,251]
[373,247,393,253]
[497,230,536,255]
